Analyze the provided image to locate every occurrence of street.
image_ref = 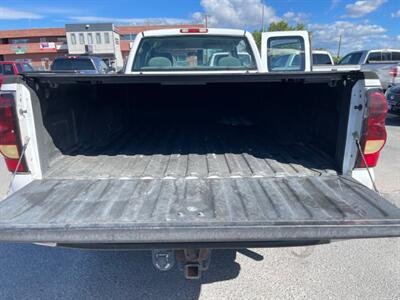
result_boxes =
[0,115,399,300]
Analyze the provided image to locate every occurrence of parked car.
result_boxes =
[50,56,114,74]
[385,85,400,114]
[1,28,399,279]
[0,61,34,84]
[336,49,400,90]
[312,50,334,65]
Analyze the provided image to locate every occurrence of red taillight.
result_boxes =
[389,66,398,78]
[0,94,27,172]
[356,90,388,168]
[180,28,208,33]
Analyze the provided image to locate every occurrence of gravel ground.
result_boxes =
[0,114,399,300]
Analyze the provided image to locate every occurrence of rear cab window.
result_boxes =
[313,53,333,65]
[51,58,96,71]
[23,63,34,71]
[392,52,400,61]
[132,35,256,71]
[267,36,305,72]
[338,52,363,65]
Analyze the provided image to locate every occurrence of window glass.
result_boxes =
[23,63,34,71]
[0,65,3,74]
[79,33,85,44]
[96,33,102,44]
[2,64,15,75]
[367,52,382,62]
[313,53,333,65]
[392,52,400,61]
[11,39,29,44]
[267,37,305,72]
[51,58,95,71]
[71,34,76,45]
[132,36,256,71]
[381,52,391,62]
[99,60,108,72]
[338,52,363,65]
[40,37,47,43]
[16,64,24,73]
[121,34,137,40]
[87,33,93,44]
[104,32,110,44]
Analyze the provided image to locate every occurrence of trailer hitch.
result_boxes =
[177,249,212,280]
[152,249,212,280]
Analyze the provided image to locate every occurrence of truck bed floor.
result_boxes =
[45,124,338,180]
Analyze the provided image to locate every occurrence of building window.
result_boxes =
[96,33,102,44]
[79,33,85,44]
[121,34,137,40]
[87,33,93,44]
[104,32,110,44]
[71,34,76,45]
[11,38,29,44]
[57,37,67,43]
[40,37,47,42]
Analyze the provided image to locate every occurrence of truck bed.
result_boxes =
[45,123,337,180]
[2,72,400,245]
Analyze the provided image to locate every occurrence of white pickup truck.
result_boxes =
[1,28,399,279]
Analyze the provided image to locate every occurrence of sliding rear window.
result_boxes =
[132,35,257,71]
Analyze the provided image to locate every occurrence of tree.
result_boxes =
[252,21,306,49]
[267,21,305,32]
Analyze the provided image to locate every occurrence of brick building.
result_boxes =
[0,24,202,70]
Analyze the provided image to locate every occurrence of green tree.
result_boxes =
[252,21,306,49]
[267,21,305,32]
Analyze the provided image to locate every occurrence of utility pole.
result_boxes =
[204,14,209,28]
[337,34,342,58]
[261,2,265,32]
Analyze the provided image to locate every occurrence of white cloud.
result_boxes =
[283,11,309,24]
[330,0,341,10]
[391,10,400,18]
[192,0,279,28]
[68,16,191,25]
[344,0,386,18]
[0,6,43,20]
[309,21,392,53]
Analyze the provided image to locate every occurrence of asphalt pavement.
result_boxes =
[0,115,399,300]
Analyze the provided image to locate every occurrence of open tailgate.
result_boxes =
[1,176,400,244]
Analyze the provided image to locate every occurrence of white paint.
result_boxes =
[352,168,375,190]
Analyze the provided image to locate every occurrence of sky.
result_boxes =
[0,0,399,54]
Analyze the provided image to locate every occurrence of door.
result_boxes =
[261,31,312,72]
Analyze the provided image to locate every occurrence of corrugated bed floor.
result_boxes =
[45,124,338,180]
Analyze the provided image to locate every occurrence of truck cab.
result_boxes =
[125,28,262,74]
